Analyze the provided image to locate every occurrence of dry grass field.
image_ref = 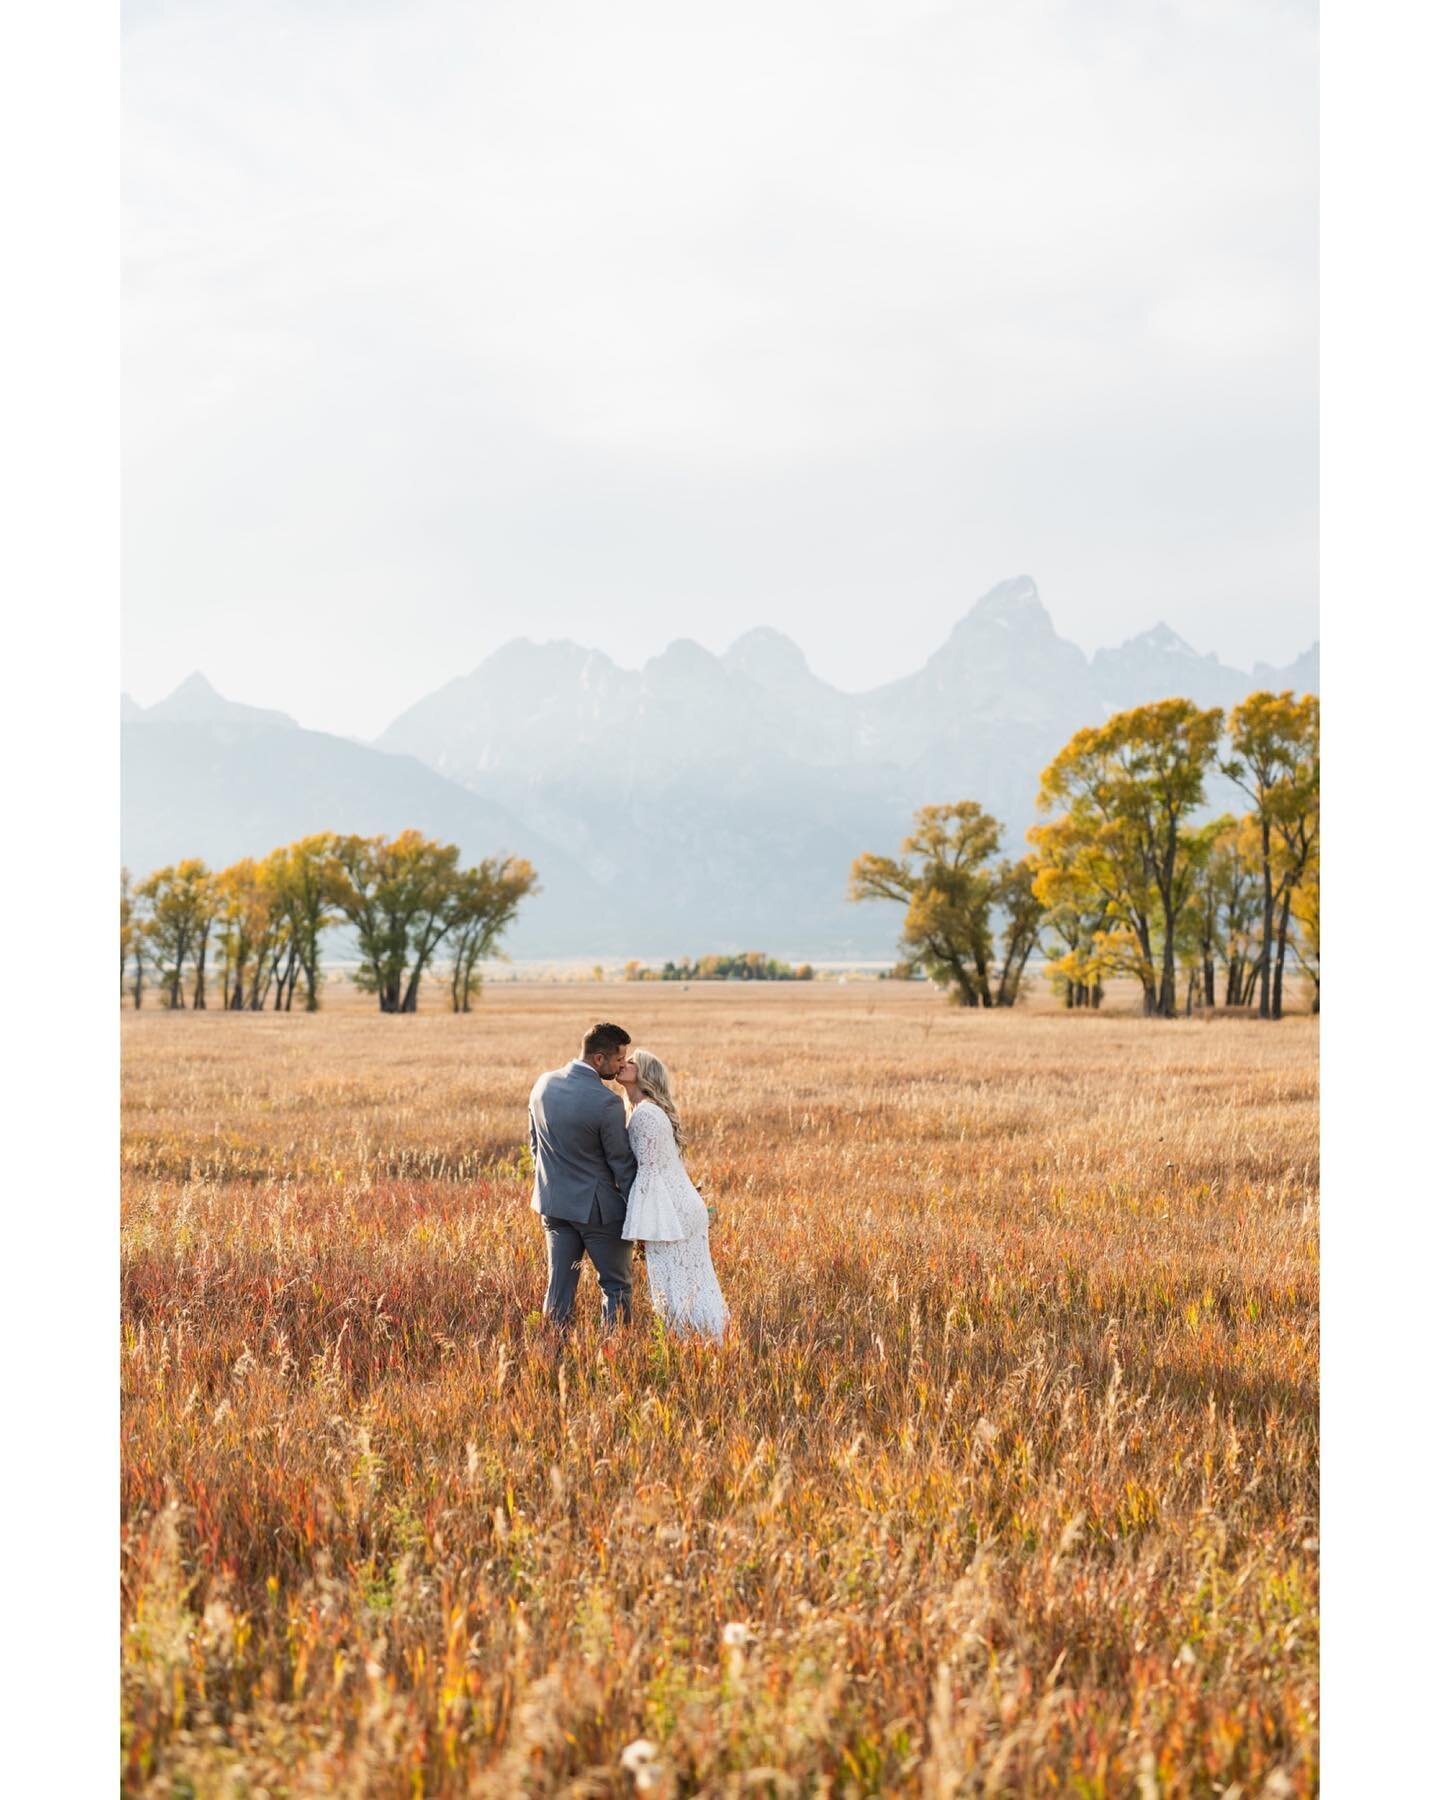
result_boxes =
[121,982,1318,1797]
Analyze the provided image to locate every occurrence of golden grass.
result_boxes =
[121,983,1318,1797]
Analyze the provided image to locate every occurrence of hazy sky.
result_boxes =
[124,0,1317,739]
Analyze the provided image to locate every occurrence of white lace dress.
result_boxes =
[622,1101,729,1342]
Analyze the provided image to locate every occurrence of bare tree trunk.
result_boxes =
[1131,914,1158,1016]
[131,949,144,1009]
[1256,820,1275,1019]
[1159,905,1178,1018]
[274,943,298,1010]
[192,920,210,1010]
[1271,889,1293,1021]
[942,954,982,1008]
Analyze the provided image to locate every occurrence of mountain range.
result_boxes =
[123,579,1318,958]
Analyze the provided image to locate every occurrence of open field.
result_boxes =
[121,984,1318,1797]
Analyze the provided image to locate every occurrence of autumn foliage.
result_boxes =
[853,689,1318,1019]
[123,832,537,1014]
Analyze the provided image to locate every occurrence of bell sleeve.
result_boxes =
[620,1106,686,1242]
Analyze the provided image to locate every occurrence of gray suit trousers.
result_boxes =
[541,1202,634,1329]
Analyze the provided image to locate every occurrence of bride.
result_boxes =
[616,1049,729,1342]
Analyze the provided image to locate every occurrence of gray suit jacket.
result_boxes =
[528,1060,638,1227]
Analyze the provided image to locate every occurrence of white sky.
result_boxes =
[123,0,1317,738]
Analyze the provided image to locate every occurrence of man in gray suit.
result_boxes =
[529,1021,639,1330]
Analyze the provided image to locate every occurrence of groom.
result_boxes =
[528,1021,638,1331]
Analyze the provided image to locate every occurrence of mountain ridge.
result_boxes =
[123,581,1317,957]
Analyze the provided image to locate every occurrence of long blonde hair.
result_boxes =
[631,1048,684,1149]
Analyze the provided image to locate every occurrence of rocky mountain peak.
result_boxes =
[141,672,297,730]
[644,638,724,682]
[1130,622,1194,654]
[962,575,1053,634]
[724,627,813,686]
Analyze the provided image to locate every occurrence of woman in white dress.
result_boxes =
[616,1049,729,1342]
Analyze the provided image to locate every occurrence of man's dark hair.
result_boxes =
[581,1021,631,1058]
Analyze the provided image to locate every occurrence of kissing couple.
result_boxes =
[528,1022,729,1342]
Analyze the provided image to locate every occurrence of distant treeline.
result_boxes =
[624,953,815,983]
[122,691,1317,1024]
[851,690,1318,1020]
[121,831,537,1013]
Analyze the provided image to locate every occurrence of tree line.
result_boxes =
[624,952,816,982]
[850,689,1318,1020]
[121,832,538,1013]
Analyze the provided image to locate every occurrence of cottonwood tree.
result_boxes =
[324,831,458,1012]
[122,869,154,1008]
[1036,698,1224,1017]
[269,834,340,1011]
[129,907,150,1008]
[215,852,306,1011]
[1027,814,1114,1008]
[1221,691,1319,1020]
[1268,697,1319,1020]
[446,856,539,1012]
[214,859,276,1010]
[1206,816,1266,1006]
[992,854,1046,1006]
[1182,813,1263,1009]
[254,893,299,1009]
[327,830,533,1013]
[1291,855,1320,1012]
[137,860,216,1009]
[191,882,220,1009]
[121,870,136,1004]
[849,802,1040,1007]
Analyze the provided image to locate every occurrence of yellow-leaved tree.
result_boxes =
[324,830,538,1012]
[849,802,1043,1007]
[213,858,284,1011]
[268,834,342,1012]
[1034,698,1225,1018]
[1221,691,1319,1019]
[1180,813,1266,1009]
[120,869,138,1006]
[137,860,219,1009]
[445,856,540,1012]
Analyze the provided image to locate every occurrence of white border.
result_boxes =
[1321,0,1440,1787]
[0,3,119,1787]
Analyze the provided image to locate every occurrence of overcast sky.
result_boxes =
[123,0,1317,739]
